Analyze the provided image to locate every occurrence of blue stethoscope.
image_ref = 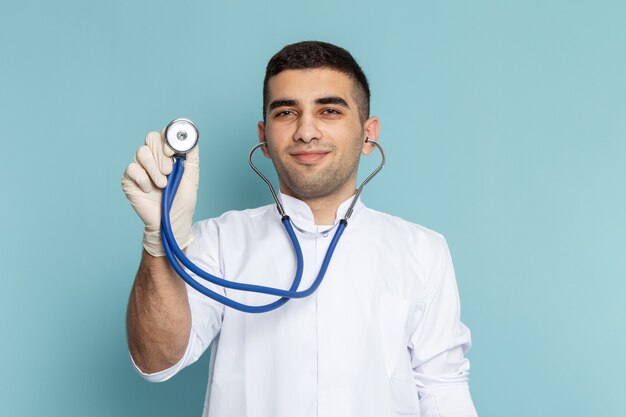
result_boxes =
[160,118,385,313]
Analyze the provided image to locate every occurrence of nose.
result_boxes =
[293,113,321,143]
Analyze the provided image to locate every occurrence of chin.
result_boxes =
[288,184,342,200]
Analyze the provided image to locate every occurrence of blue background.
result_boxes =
[1,1,625,416]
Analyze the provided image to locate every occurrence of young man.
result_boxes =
[122,41,478,417]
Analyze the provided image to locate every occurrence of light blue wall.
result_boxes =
[1,1,624,416]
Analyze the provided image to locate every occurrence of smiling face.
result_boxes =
[258,68,379,203]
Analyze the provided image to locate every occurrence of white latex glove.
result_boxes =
[122,130,199,256]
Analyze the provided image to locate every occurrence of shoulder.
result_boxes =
[362,206,449,253]
[358,207,453,294]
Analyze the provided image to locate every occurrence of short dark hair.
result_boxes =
[263,41,370,123]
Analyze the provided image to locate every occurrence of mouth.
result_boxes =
[290,150,331,164]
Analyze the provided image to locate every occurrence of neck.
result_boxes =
[283,186,356,225]
[304,194,352,225]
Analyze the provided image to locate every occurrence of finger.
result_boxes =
[184,143,200,169]
[159,128,175,157]
[146,131,173,175]
[125,162,153,193]
[136,145,168,188]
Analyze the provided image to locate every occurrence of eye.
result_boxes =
[321,108,342,116]
[273,110,296,119]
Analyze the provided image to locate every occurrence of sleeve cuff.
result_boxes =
[418,383,478,417]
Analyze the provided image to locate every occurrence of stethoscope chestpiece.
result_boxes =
[164,118,199,156]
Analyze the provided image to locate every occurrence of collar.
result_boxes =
[279,193,364,233]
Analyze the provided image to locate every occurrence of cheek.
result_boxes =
[266,125,291,145]
[343,125,366,150]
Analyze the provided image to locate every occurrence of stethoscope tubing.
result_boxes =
[160,157,348,313]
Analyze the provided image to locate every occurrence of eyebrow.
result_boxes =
[268,99,297,112]
[268,96,350,112]
[315,96,349,108]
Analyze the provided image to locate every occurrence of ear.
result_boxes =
[257,121,271,159]
[361,116,380,155]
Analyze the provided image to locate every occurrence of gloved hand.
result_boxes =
[122,130,199,256]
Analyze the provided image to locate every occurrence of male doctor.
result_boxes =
[122,41,478,417]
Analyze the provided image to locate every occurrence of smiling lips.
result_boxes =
[290,150,331,163]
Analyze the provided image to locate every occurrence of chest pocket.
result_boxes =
[379,292,423,416]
